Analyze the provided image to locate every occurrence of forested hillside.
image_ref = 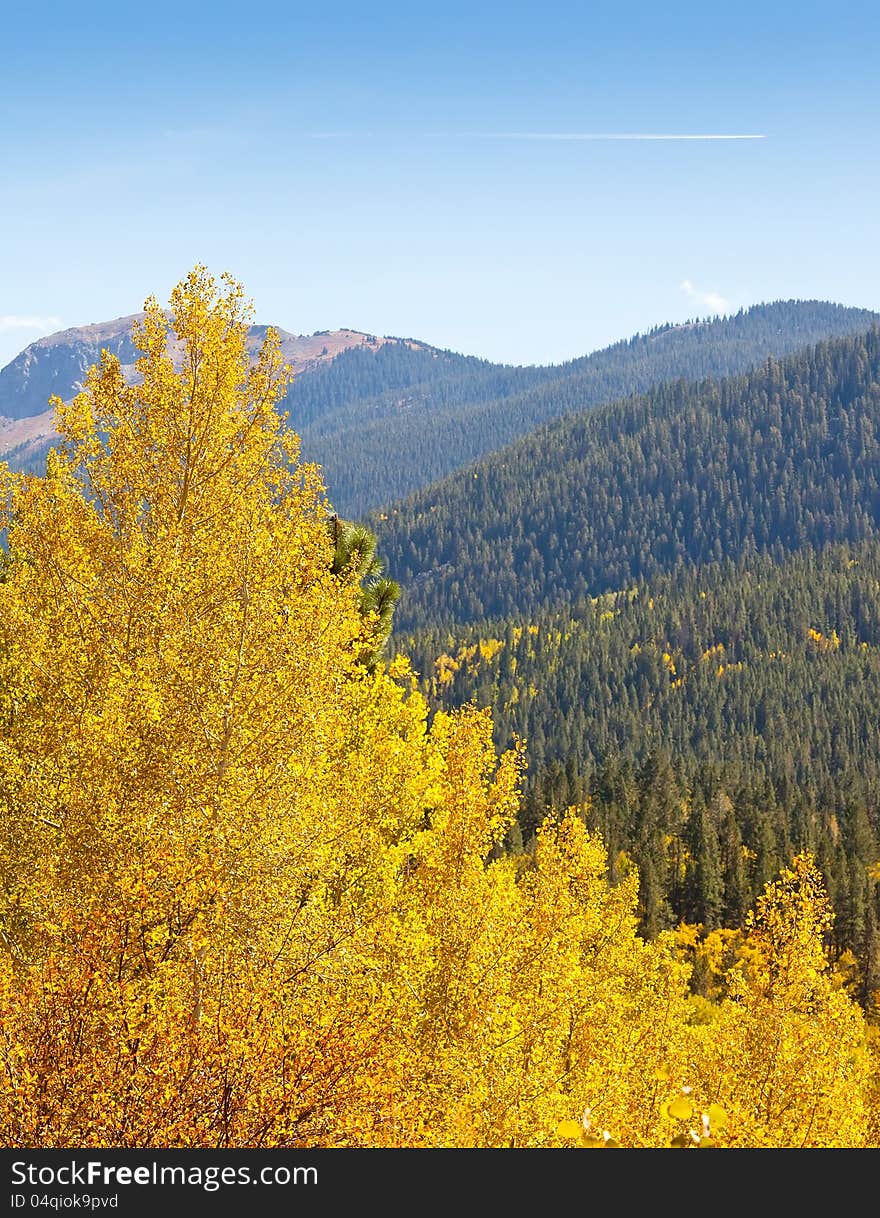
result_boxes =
[378,327,880,631]
[300,301,878,513]
[402,542,880,984]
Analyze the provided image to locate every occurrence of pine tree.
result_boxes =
[327,514,400,668]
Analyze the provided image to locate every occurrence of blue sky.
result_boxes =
[2,0,878,368]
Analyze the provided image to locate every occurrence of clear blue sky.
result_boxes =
[2,0,878,368]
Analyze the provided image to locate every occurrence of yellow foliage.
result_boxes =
[807,627,841,652]
[687,855,868,1147]
[434,652,460,688]
[478,638,505,663]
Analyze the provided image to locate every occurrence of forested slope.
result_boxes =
[379,328,880,630]
[303,301,878,513]
[401,542,880,979]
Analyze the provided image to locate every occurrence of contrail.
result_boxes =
[307,131,766,142]
[471,132,766,141]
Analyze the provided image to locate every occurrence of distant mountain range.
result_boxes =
[289,301,880,513]
[0,316,430,465]
[2,301,877,517]
[376,326,880,631]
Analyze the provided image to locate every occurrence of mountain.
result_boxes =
[400,541,880,975]
[2,301,877,514]
[0,316,443,467]
[0,316,144,424]
[4,294,880,989]
[0,314,433,423]
[376,327,880,632]
[298,301,879,514]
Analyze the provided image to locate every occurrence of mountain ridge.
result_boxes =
[375,325,880,631]
[304,300,880,513]
[0,315,435,439]
[3,302,878,516]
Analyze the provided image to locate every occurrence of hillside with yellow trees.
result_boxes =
[0,270,877,1149]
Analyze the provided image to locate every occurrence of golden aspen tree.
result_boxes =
[0,268,446,1145]
[689,854,869,1147]
[867,1032,880,1148]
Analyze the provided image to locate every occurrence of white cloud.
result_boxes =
[0,314,62,334]
[680,280,730,315]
